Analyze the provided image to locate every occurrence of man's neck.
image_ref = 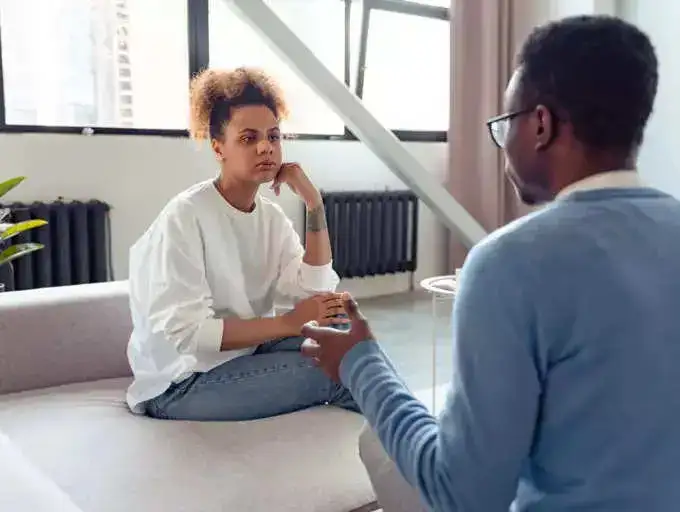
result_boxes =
[551,152,638,199]
[556,169,642,199]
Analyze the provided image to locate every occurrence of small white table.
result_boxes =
[419,271,460,412]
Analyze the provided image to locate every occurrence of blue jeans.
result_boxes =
[144,335,359,421]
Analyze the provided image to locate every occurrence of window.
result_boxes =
[361,9,450,132]
[0,0,189,130]
[208,0,346,136]
[351,0,450,137]
[0,0,450,139]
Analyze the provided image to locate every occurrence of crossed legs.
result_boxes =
[145,335,359,421]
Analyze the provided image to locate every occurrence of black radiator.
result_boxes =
[307,190,419,279]
[0,200,112,291]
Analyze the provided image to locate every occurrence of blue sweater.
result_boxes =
[341,187,680,511]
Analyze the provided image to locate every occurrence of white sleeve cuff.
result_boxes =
[299,261,340,292]
[195,317,223,352]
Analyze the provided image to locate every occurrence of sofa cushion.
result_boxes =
[0,378,376,512]
[0,432,83,512]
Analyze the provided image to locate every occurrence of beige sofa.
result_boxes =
[357,385,450,512]
[0,281,378,512]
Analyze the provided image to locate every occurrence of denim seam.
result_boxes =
[194,359,316,387]
[146,373,199,418]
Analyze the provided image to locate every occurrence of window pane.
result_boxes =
[361,10,450,132]
[209,0,345,135]
[0,0,189,129]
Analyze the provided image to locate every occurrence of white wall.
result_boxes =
[513,0,618,48]
[550,0,617,18]
[514,0,679,198]
[618,0,680,198]
[2,134,448,298]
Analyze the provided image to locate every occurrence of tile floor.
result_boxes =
[358,291,454,393]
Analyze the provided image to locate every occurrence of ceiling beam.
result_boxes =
[223,0,487,248]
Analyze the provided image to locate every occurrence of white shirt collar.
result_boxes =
[556,170,644,199]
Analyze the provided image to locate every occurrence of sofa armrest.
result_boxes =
[0,281,132,395]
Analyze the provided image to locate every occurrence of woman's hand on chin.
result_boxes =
[271,162,322,207]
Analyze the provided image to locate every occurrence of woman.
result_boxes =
[125,67,358,421]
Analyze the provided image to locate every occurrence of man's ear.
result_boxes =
[534,105,555,151]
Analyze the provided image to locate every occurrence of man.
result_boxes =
[301,15,680,512]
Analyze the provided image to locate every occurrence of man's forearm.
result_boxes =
[303,199,332,266]
[340,342,450,510]
[220,315,300,350]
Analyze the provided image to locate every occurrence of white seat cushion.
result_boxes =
[0,432,83,512]
[0,378,376,512]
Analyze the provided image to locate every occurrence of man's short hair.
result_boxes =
[518,15,658,152]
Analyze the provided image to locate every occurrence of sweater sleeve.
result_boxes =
[339,240,541,512]
[128,199,223,354]
[276,214,340,300]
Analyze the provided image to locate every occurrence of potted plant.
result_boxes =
[0,177,48,291]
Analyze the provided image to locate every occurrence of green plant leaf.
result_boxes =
[0,177,26,200]
[0,243,44,266]
[0,219,48,241]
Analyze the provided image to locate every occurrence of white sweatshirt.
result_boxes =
[125,179,339,413]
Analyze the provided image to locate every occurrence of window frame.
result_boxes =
[348,0,450,142]
[0,0,449,141]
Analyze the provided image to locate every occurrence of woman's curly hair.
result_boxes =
[189,67,289,141]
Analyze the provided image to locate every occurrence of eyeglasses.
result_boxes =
[486,109,533,149]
